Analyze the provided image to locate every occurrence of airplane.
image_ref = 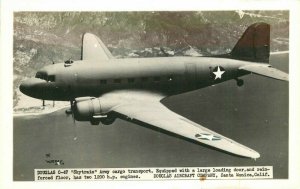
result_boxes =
[19,22,288,159]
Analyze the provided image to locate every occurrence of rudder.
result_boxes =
[81,33,114,63]
[230,22,270,63]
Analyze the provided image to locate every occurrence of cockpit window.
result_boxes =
[48,75,55,82]
[35,72,47,80]
[35,72,55,82]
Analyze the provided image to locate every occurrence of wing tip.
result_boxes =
[240,145,260,159]
[251,151,260,159]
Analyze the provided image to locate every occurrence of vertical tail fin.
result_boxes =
[81,33,113,63]
[230,22,270,63]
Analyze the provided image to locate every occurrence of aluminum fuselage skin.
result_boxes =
[20,56,252,101]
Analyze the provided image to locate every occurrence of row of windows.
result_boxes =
[35,73,173,84]
[100,76,174,84]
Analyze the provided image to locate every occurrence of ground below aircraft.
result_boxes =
[20,22,288,159]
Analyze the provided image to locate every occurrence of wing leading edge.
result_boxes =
[109,94,260,159]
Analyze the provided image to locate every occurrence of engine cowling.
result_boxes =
[73,97,115,125]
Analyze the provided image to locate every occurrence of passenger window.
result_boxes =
[153,77,160,82]
[167,75,173,81]
[100,80,107,84]
[114,79,121,84]
[128,78,135,83]
[141,77,148,82]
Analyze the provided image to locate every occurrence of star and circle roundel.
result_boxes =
[210,66,226,80]
[195,133,221,141]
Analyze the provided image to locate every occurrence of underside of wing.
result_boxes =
[239,63,288,81]
[82,33,114,63]
[112,101,260,159]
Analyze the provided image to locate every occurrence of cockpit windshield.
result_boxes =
[35,72,47,80]
[35,71,55,82]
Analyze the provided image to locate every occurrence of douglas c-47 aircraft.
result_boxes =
[20,22,288,159]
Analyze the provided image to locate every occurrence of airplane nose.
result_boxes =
[19,81,30,95]
[19,78,46,97]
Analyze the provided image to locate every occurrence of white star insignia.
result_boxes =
[195,133,221,141]
[213,66,225,80]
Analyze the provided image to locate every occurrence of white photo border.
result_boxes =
[1,0,299,188]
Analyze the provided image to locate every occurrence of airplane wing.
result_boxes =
[239,63,288,81]
[110,93,260,159]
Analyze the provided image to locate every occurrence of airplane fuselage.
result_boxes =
[20,56,250,101]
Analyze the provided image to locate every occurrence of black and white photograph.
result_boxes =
[12,11,289,181]
[1,0,300,188]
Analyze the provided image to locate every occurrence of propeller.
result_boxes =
[51,59,55,105]
[41,57,56,108]
[70,100,78,141]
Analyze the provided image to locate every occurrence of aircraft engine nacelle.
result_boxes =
[73,97,116,125]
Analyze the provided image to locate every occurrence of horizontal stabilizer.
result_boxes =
[239,64,288,81]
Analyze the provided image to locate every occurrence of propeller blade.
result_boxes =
[72,115,78,141]
[70,100,78,141]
